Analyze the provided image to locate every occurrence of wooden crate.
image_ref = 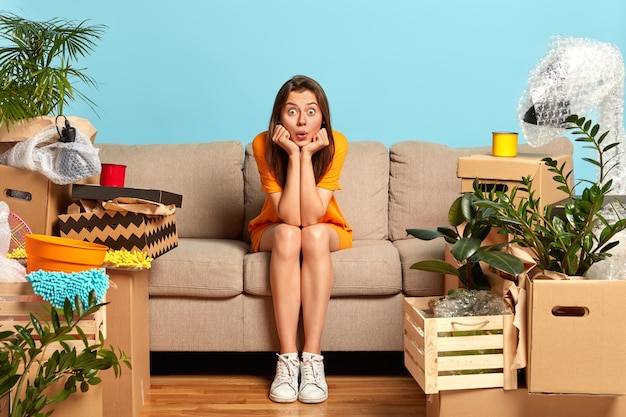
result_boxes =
[0,281,106,354]
[404,297,517,394]
[0,281,106,416]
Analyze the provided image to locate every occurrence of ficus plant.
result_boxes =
[0,13,106,129]
[407,189,524,291]
[476,114,626,276]
[0,291,130,417]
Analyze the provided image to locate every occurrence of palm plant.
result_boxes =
[0,13,106,128]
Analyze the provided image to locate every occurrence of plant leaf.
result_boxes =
[450,237,481,261]
[406,228,445,240]
[474,249,524,276]
[409,260,460,276]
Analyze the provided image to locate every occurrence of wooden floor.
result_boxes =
[140,352,428,417]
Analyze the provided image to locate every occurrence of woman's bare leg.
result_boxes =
[260,223,302,354]
[300,224,339,354]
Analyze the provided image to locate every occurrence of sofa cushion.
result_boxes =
[242,142,263,244]
[394,238,447,297]
[97,142,244,239]
[148,238,248,298]
[388,141,490,242]
[335,141,389,240]
[243,140,389,242]
[243,240,402,297]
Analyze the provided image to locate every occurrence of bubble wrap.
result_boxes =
[0,202,27,282]
[518,36,626,191]
[0,124,101,185]
[431,290,508,318]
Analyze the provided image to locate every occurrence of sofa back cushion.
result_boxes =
[243,139,389,242]
[97,141,244,239]
[388,137,574,241]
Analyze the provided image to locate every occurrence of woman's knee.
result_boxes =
[271,224,302,256]
[301,224,331,254]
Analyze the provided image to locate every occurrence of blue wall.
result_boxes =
[4,0,626,182]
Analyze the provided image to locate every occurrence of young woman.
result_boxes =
[248,75,352,404]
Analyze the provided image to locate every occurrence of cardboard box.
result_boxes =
[102,268,150,417]
[428,387,626,417]
[457,153,572,213]
[0,394,7,417]
[0,116,97,154]
[72,184,183,208]
[0,117,99,236]
[14,367,103,417]
[0,164,72,235]
[526,277,626,395]
[40,379,103,417]
[404,297,517,394]
[58,210,178,259]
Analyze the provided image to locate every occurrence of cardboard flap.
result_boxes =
[0,116,97,144]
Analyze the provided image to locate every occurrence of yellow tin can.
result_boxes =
[492,132,518,157]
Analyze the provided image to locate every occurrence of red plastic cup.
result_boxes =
[100,163,127,187]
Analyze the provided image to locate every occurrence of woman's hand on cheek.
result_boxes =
[272,125,299,154]
[303,128,329,155]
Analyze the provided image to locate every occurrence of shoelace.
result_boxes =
[300,356,324,386]
[274,354,298,385]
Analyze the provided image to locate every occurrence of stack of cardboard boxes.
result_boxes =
[407,152,626,417]
[0,118,181,417]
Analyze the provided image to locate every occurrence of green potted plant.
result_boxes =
[0,291,130,417]
[477,114,626,277]
[407,190,525,292]
[0,13,106,128]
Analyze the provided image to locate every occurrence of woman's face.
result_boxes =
[279,90,324,148]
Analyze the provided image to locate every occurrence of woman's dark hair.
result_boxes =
[266,75,335,188]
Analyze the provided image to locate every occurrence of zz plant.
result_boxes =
[477,114,626,276]
[0,291,130,417]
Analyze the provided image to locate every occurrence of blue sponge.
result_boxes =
[26,268,110,309]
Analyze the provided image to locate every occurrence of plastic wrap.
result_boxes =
[0,124,101,185]
[431,289,508,318]
[0,202,27,282]
[518,36,625,191]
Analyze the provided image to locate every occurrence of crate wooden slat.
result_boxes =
[438,353,504,371]
[403,296,517,394]
[0,281,106,354]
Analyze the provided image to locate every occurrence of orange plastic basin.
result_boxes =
[25,234,108,273]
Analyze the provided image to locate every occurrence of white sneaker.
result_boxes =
[269,353,300,403]
[298,352,328,403]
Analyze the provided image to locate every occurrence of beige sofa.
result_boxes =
[96,137,572,353]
